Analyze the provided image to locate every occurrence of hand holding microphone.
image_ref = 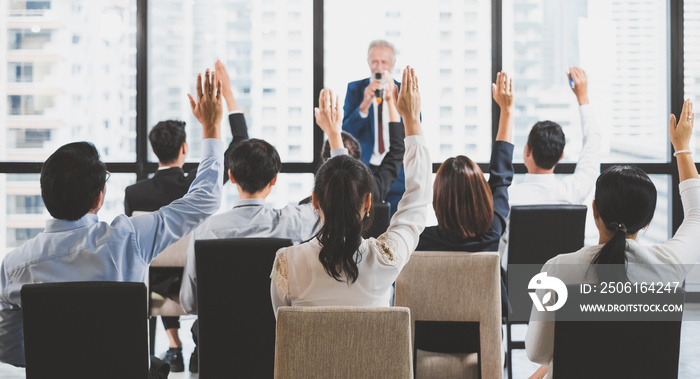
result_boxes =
[374,72,385,104]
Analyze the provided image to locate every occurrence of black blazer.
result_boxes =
[125,113,249,215]
[124,167,196,216]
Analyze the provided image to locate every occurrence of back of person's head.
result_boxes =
[314,155,374,284]
[228,138,281,194]
[433,155,494,239]
[320,132,362,162]
[592,166,657,282]
[149,120,187,163]
[41,142,108,221]
[527,121,566,170]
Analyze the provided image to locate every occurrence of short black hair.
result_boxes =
[149,120,186,163]
[41,142,107,221]
[527,120,566,170]
[321,132,362,162]
[228,138,281,194]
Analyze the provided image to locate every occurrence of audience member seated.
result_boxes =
[525,100,700,379]
[270,66,429,316]
[499,67,601,265]
[413,72,514,350]
[0,69,224,372]
[179,60,323,360]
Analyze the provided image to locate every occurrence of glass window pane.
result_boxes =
[685,0,700,154]
[2,1,137,162]
[503,0,669,163]
[0,173,136,259]
[148,0,314,163]
[324,0,493,163]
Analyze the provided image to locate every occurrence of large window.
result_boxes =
[0,0,692,261]
[503,0,669,163]
[148,0,314,163]
[1,0,137,253]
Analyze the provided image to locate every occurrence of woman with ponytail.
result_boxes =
[270,67,430,315]
[526,99,700,379]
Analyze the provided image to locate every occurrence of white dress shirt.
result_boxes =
[359,96,391,166]
[499,104,601,265]
[269,135,431,317]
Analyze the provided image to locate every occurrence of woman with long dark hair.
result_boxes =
[417,71,514,252]
[525,99,700,379]
[270,67,430,315]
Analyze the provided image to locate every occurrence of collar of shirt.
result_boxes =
[157,166,180,171]
[522,173,557,183]
[233,198,266,208]
[45,214,99,233]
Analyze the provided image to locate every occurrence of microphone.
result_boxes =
[374,72,384,104]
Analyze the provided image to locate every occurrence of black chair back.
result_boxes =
[508,204,588,265]
[365,202,391,239]
[195,238,292,378]
[21,281,148,379]
[505,204,587,379]
[554,319,682,378]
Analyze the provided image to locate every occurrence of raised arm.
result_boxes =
[562,67,601,203]
[490,72,515,234]
[657,100,700,267]
[130,69,224,263]
[372,83,405,200]
[375,66,430,268]
[315,88,344,151]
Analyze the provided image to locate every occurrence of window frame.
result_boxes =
[0,0,688,246]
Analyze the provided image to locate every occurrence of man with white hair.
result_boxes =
[342,39,405,215]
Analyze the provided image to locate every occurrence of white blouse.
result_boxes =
[525,178,700,379]
[270,135,431,317]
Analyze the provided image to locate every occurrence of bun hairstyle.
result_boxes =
[313,155,374,284]
[592,166,657,282]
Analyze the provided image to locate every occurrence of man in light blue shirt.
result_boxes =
[0,70,225,367]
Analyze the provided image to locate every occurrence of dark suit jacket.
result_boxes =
[342,77,401,166]
[125,113,249,215]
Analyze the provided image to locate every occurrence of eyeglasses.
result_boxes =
[105,171,112,183]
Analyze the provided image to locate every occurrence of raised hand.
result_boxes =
[670,99,694,152]
[492,71,514,112]
[670,99,699,181]
[568,67,589,105]
[215,59,239,111]
[396,66,421,137]
[492,71,514,143]
[315,88,343,149]
[188,69,222,139]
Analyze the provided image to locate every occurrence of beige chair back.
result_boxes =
[394,251,502,379]
[274,306,413,379]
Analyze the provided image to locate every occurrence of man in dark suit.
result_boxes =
[342,39,405,215]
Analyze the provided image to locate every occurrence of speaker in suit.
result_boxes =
[342,77,405,215]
